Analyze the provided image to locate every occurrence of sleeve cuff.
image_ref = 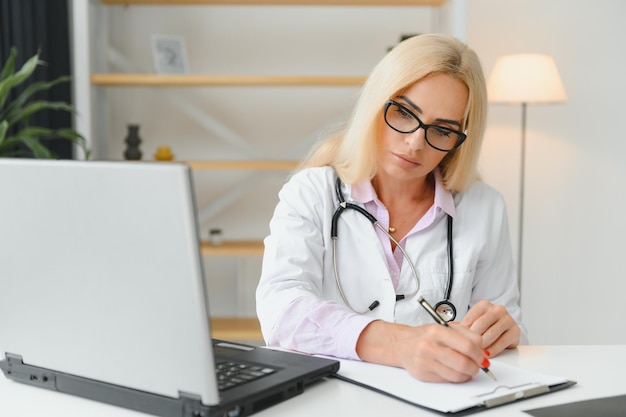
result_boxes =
[336,315,377,360]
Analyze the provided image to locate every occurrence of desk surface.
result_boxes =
[1,345,624,416]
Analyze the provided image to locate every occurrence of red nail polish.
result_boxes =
[481,357,491,368]
[485,350,491,357]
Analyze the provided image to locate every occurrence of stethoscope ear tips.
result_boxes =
[368,301,380,311]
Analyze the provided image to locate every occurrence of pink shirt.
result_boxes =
[265,171,455,360]
[351,171,455,289]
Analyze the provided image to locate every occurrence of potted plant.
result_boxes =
[0,47,88,158]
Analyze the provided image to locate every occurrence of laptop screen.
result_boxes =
[0,159,220,404]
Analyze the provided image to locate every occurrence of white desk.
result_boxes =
[1,345,624,416]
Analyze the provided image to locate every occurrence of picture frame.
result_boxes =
[151,34,189,74]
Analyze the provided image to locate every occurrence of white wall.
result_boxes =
[469,0,626,344]
[99,5,437,240]
[91,4,439,317]
[81,1,626,343]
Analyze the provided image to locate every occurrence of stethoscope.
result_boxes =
[331,177,457,321]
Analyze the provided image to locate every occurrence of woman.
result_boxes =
[256,34,527,383]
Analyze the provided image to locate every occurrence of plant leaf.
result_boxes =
[6,101,76,127]
[0,126,89,159]
[0,127,55,153]
[0,120,8,146]
[9,126,57,138]
[0,48,91,159]
[0,51,41,109]
[54,128,84,142]
[0,136,22,155]
[21,135,54,158]
[0,48,17,82]
[0,76,71,121]
[55,128,90,159]
[1,128,56,158]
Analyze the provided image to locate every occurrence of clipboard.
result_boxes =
[332,358,576,415]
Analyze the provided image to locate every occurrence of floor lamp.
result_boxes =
[487,54,567,295]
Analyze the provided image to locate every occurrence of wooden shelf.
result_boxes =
[186,160,299,171]
[129,160,299,170]
[90,73,366,87]
[100,0,445,6]
[202,240,264,256]
[210,317,263,341]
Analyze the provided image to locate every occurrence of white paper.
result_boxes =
[336,359,569,413]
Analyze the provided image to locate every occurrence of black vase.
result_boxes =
[123,124,142,160]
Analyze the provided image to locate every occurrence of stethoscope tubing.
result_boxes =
[445,212,454,302]
[332,178,422,314]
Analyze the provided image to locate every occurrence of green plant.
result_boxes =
[0,48,89,158]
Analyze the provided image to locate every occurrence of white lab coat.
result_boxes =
[256,166,527,351]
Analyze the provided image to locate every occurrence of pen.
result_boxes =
[417,296,496,381]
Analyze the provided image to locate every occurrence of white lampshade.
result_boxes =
[487,54,567,104]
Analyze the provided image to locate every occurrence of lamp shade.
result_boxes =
[487,54,567,104]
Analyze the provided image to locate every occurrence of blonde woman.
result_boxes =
[256,34,526,383]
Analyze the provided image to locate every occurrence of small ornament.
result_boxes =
[209,228,223,245]
[123,124,142,160]
[154,146,174,161]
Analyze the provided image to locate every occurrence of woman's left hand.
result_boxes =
[458,300,521,357]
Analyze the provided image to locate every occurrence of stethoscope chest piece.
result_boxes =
[434,300,456,322]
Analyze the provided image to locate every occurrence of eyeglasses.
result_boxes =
[383,99,467,152]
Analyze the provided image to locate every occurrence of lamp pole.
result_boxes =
[487,54,567,303]
[518,102,527,299]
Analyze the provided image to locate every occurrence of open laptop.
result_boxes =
[0,158,339,417]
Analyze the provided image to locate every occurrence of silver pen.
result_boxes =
[417,296,496,381]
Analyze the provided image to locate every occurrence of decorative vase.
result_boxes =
[123,124,142,160]
[154,146,174,161]
[209,228,223,245]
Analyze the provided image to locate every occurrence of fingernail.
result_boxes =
[481,357,491,368]
[485,350,491,357]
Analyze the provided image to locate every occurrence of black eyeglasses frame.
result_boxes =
[383,99,467,152]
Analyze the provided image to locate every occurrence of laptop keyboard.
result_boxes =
[216,361,276,391]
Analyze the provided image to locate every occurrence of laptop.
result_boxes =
[0,158,339,417]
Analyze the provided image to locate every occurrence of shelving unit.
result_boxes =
[72,0,462,342]
[192,160,296,263]
[90,73,367,87]
[202,240,264,256]
[99,0,446,6]
[185,160,299,171]
[209,317,262,342]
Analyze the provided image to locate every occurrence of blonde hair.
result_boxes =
[302,33,487,192]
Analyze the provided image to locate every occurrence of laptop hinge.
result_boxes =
[178,391,214,417]
[1,353,57,390]
[178,391,243,417]
[0,352,19,375]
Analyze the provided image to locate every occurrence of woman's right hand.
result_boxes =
[355,320,490,383]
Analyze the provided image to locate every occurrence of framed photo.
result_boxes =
[151,35,189,74]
